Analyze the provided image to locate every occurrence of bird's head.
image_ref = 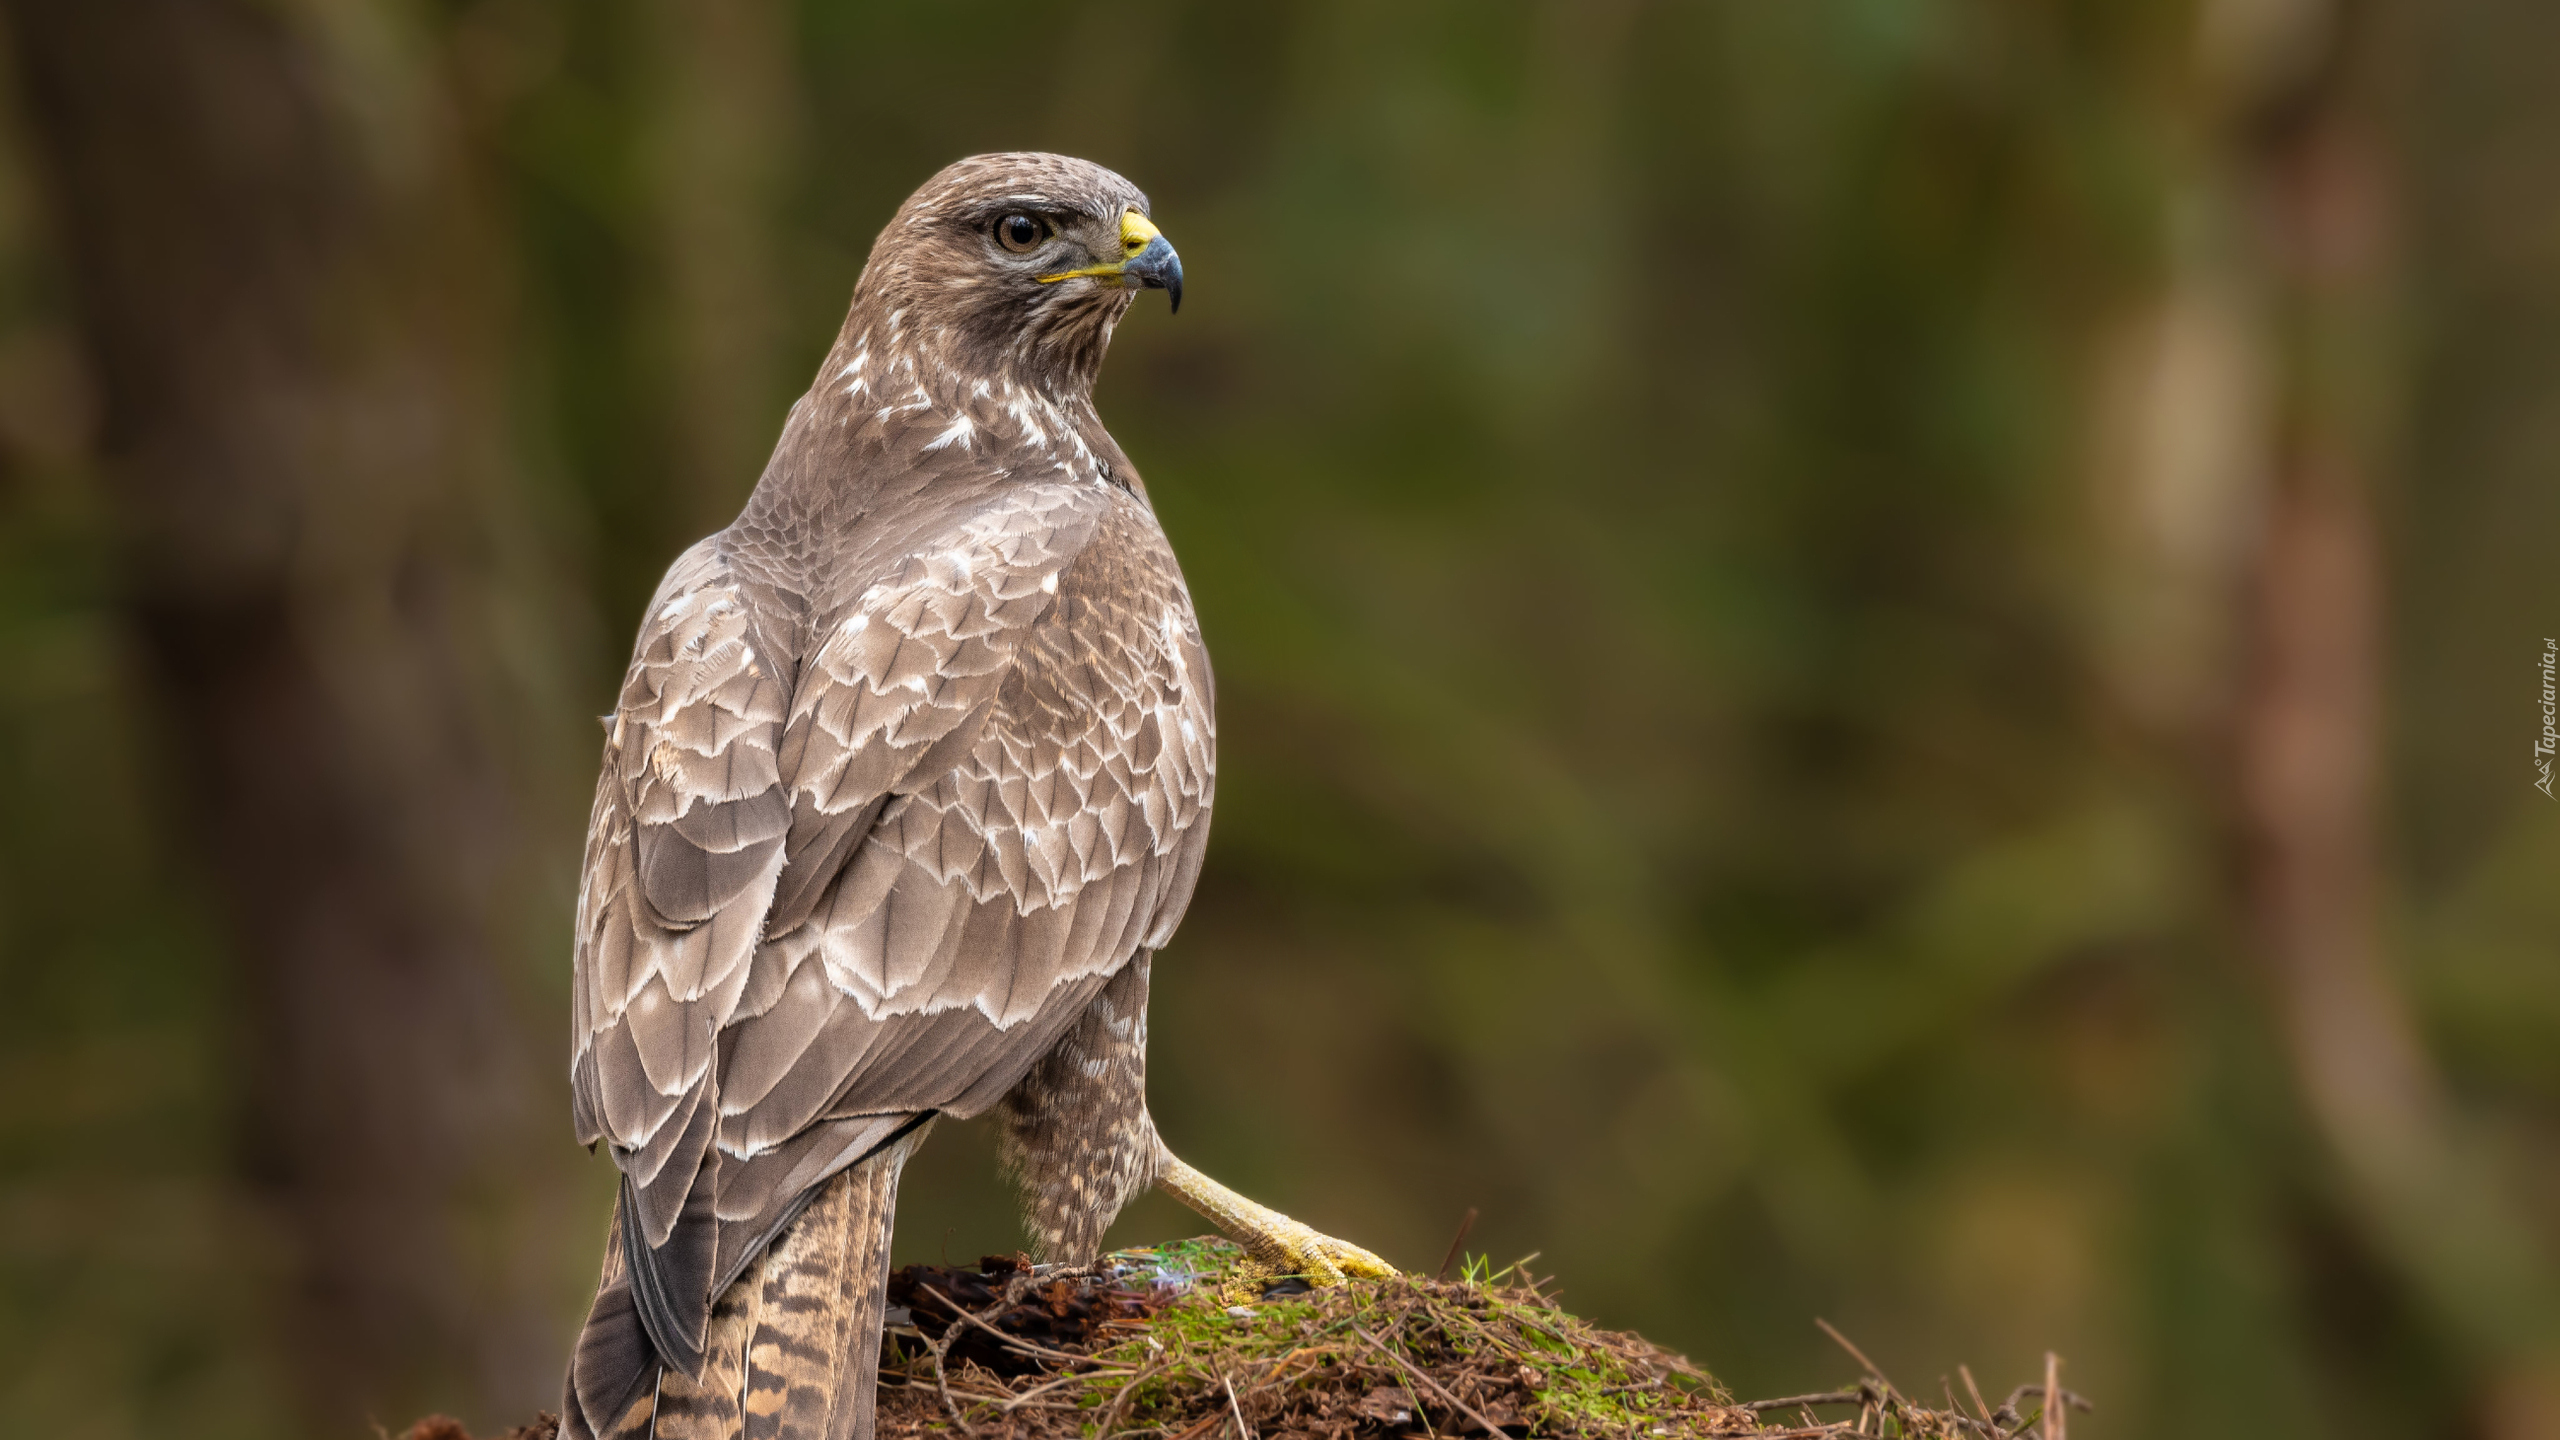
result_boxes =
[852,152,1182,396]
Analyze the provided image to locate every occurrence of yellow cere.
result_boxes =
[1118,208,1162,254]
[1037,208,1164,285]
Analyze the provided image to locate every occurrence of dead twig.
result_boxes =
[1436,1207,1480,1281]
[1089,1358,1170,1440]
[1219,1367,1253,1440]
[912,1280,1128,1370]
[1741,1391,1861,1412]
[924,1323,974,1437]
[994,1370,1108,1412]
[1161,1412,1225,1440]
[1351,1324,1514,1438]
[1813,1318,1895,1396]
[1998,1383,2093,1417]
[2042,1352,2062,1440]
[1959,1365,1992,1423]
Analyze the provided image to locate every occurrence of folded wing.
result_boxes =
[570,481,1216,1375]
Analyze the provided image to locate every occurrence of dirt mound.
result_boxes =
[398,1240,2084,1439]
[888,1249,1178,1376]
[875,1240,2083,1439]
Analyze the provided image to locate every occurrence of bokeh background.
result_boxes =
[2,0,2556,1436]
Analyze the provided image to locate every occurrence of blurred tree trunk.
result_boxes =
[2089,0,2560,1425]
[0,0,572,1430]
[2219,0,2438,1232]
[2213,0,2560,1429]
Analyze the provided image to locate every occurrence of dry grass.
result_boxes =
[874,1241,2089,1440]
[395,1239,2088,1440]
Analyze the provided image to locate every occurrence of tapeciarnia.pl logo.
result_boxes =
[2539,638,2557,799]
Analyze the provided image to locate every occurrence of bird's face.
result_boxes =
[995,206,1183,315]
[860,153,1182,392]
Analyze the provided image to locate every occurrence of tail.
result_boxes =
[564,1128,927,1440]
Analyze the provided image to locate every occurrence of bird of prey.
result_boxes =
[562,153,1392,1440]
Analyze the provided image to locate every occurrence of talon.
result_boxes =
[1154,1151,1396,1303]
[1222,1219,1395,1302]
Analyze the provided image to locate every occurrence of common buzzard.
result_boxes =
[562,153,1391,1440]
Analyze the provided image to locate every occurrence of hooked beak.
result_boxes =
[1038,209,1184,314]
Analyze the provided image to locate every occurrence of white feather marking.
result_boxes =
[1040,572,1059,594]
[923,414,975,452]
[1004,395,1050,449]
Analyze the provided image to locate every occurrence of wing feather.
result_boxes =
[571,536,790,1241]
[573,479,1217,1372]
[719,960,843,1115]
[623,1073,708,1192]
[727,488,1216,1126]
[593,1015,683,1146]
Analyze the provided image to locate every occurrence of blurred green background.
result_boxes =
[2,0,2557,1436]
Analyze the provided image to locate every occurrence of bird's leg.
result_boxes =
[1151,1143,1395,1302]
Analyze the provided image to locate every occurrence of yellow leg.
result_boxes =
[1153,1147,1395,1302]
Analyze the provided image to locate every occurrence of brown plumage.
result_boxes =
[563,153,1384,1440]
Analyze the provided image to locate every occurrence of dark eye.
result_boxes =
[995,214,1046,253]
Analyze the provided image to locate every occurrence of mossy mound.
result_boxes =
[394,1240,2082,1440]
[876,1241,2079,1440]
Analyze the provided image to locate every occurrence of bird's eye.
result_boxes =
[995,214,1046,254]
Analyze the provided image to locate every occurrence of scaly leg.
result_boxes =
[997,954,1395,1299]
[1153,1143,1395,1301]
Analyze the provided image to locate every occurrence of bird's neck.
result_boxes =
[724,316,1127,598]
[834,279,1120,405]
[837,324,1096,416]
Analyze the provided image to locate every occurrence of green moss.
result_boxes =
[879,1242,2066,1438]
[884,1243,1752,1439]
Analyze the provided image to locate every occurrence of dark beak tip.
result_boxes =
[1130,236,1183,314]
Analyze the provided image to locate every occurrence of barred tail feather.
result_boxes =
[567,1125,929,1440]
[563,1198,661,1439]
[750,1123,924,1440]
